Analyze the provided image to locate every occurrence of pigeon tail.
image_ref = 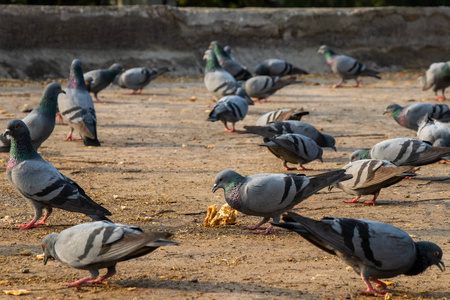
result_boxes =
[87,214,112,222]
[82,136,101,147]
[291,67,309,75]
[360,68,381,79]
[243,125,277,138]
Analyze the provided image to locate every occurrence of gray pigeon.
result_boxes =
[207,88,249,132]
[244,120,336,150]
[271,212,445,297]
[0,82,64,153]
[5,120,111,229]
[84,63,124,102]
[384,102,450,130]
[256,108,309,125]
[335,159,415,205]
[209,41,252,81]
[113,67,169,94]
[350,138,450,166]
[244,75,296,102]
[254,59,308,77]
[260,133,323,171]
[223,45,234,60]
[58,59,100,146]
[42,221,178,287]
[318,45,381,88]
[422,61,450,101]
[417,115,450,147]
[212,169,351,234]
[203,50,239,100]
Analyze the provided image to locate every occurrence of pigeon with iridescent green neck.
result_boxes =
[384,102,450,130]
[0,82,64,152]
[84,63,123,102]
[203,50,239,100]
[212,169,351,234]
[254,59,308,77]
[318,45,381,88]
[209,41,252,81]
[271,212,445,297]
[58,59,100,146]
[5,119,111,230]
[350,138,450,166]
[422,61,450,101]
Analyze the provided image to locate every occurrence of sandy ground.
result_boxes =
[0,73,449,300]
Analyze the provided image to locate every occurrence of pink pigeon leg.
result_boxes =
[298,164,312,171]
[93,94,105,104]
[360,274,388,297]
[332,79,344,88]
[353,79,360,88]
[283,161,297,171]
[344,196,361,204]
[255,225,278,235]
[363,191,380,206]
[15,218,39,230]
[63,129,82,141]
[56,112,65,125]
[242,217,270,231]
[224,123,236,132]
[87,269,116,285]
[63,276,93,288]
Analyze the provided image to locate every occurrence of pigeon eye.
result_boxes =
[219,178,223,181]
[42,245,46,249]
[15,124,20,129]
[433,251,439,256]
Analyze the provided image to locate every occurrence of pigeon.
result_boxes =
[0,82,64,153]
[255,108,309,125]
[318,45,381,88]
[350,138,450,166]
[417,115,450,147]
[244,75,296,102]
[422,61,450,101]
[207,87,249,132]
[203,50,240,100]
[260,133,323,170]
[383,102,450,130]
[113,67,169,95]
[4,120,111,229]
[209,41,252,81]
[223,45,234,60]
[212,169,351,234]
[254,59,308,77]
[42,221,178,287]
[335,159,416,205]
[58,59,100,146]
[244,120,336,150]
[84,63,124,102]
[271,212,445,297]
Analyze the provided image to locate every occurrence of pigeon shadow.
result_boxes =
[115,278,314,298]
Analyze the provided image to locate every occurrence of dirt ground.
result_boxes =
[0,73,449,300]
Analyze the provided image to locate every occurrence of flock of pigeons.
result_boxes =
[1,41,449,296]
[205,41,449,296]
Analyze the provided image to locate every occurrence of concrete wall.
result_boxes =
[1,5,450,79]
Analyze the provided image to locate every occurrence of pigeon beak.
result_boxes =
[43,253,48,265]
[3,129,11,137]
[437,259,445,272]
[60,90,66,95]
[212,184,218,193]
[328,185,334,192]
[383,111,389,115]
[332,146,337,152]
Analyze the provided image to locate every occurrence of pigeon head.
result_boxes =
[318,45,333,55]
[254,63,269,75]
[323,134,337,151]
[39,82,65,110]
[203,50,221,72]
[383,103,402,116]
[67,59,86,89]
[42,233,59,265]
[212,170,244,193]
[409,241,445,275]
[224,45,232,56]
[109,63,124,75]
[350,149,371,162]
[4,120,31,141]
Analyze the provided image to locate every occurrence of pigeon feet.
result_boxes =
[360,288,389,297]
[332,83,343,88]
[435,95,446,102]
[56,112,66,125]
[343,197,361,204]
[353,80,360,88]
[63,276,93,288]
[15,220,41,230]
[223,122,236,132]
[254,225,277,235]
[94,97,106,104]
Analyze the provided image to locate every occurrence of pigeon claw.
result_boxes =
[344,197,361,204]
